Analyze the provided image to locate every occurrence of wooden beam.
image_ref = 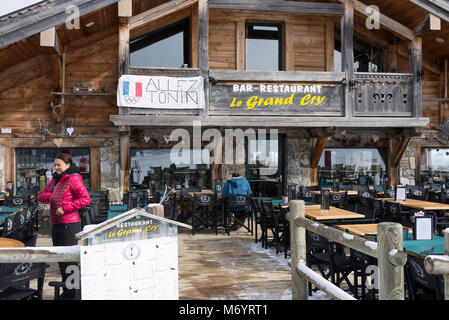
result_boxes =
[236,20,245,70]
[130,0,198,30]
[408,0,449,24]
[209,0,345,15]
[119,128,130,196]
[310,137,328,186]
[342,0,354,118]
[337,0,414,41]
[410,37,423,118]
[198,0,209,117]
[90,147,101,190]
[118,17,130,77]
[414,13,441,35]
[391,136,412,168]
[118,0,132,17]
[285,22,295,71]
[209,70,345,82]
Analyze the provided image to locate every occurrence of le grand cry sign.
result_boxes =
[209,82,344,115]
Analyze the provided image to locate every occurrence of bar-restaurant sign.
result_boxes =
[210,82,343,114]
[117,75,205,109]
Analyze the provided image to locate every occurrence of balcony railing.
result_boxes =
[353,72,414,117]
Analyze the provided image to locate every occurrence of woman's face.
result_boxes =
[54,159,70,174]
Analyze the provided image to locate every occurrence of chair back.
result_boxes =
[1,216,15,238]
[306,231,330,251]
[123,190,148,210]
[228,194,251,209]
[385,201,401,221]
[162,194,178,220]
[330,192,346,207]
[385,188,396,198]
[193,193,215,207]
[13,209,27,241]
[406,255,444,300]
[287,184,297,201]
[0,262,48,291]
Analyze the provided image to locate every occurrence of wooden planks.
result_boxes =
[336,223,378,237]
[305,204,365,221]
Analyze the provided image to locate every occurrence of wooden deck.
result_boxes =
[34,223,293,300]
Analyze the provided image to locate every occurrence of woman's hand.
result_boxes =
[56,207,64,216]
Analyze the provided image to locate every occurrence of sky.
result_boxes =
[0,0,42,17]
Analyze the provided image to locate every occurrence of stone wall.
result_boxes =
[399,144,416,186]
[100,138,121,203]
[286,137,312,187]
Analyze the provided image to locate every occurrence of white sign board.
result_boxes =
[80,237,178,300]
[117,75,205,109]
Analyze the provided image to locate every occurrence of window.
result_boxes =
[246,23,281,71]
[130,18,190,68]
[130,148,211,190]
[245,135,284,198]
[318,148,387,186]
[420,148,449,183]
[16,148,90,193]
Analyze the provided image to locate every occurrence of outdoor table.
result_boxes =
[0,237,24,248]
[336,222,444,258]
[311,190,359,196]
[382,198,449,211]
[305,204,365,221]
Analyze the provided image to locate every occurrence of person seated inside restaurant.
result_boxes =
[222,173,252,231]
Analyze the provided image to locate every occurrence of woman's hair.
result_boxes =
[55,152,72,165]
[232,173,240,178]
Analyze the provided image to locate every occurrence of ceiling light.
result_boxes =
[85,21,95,28]
[435,37,445,43]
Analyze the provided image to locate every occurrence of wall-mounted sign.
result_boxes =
[117,75,205,109]
[210,83,343,114]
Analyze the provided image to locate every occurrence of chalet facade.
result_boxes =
[0,0,448,201]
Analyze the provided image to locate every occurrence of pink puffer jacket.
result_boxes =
[38,173,90,224]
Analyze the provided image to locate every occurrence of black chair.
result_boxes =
[89,190,110,215]
[384,201,407,223]
[259,200,277,249]
[0,262,49,300]
[84,204,108,225]
[224,194,253,235]
[192,193,217,235]
[48,281,81,300]
[329,191,347,208]
[161,194,178,221]
[358,190,375,199]
[250,197,263,244]
[355,197,377,223]
[12,209,27,242]
[408,187,427,201]
[384,188,396,198]
[287,184,297,201]
[404,255,444,300]
[306,231,353,294]
[277,206,290,258]
[123,190,148,210]
[0,215,16,239]
[350,248,378,300]
[301,186,317,203]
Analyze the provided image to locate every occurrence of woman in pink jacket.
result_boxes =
[38,152,90,299]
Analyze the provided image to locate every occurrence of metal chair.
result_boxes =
[224,194,253,235]
[192,193,218,235]
[405,255,444,300]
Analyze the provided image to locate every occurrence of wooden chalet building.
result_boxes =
[0,0,448,201]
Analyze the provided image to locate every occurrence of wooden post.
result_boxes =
[410,36,423,118]
[90,147,101,190]
[198,0,209,116]
[341,0,354,118]
[310,137,328,186]
[445,229,449,300]
[377,222,405,300]
[118,17,130,79]
[236,20,245,70]
[119,128,130,197]
[289,200,307,300]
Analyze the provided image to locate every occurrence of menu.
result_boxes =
[80,237,178,300]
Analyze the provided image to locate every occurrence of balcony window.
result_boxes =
[246,23,281,71]
[130,18,190,68]
[318,148,387,186]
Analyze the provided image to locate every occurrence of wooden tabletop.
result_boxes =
[305,205,365,221]
[383,198,449,210]
[310,190,359,196]
[336,224,378,237]
[0,237,24,248]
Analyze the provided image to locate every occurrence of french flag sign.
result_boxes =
[117,75,205,109]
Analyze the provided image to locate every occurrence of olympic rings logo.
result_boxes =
[124,96,141,104]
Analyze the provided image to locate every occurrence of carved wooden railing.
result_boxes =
[353,72,414,117]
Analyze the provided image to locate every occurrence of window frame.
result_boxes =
[245,22,282,71]
[129,18,191,68]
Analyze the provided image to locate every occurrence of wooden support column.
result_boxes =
[90,147,101,191]
[325,17,334,72]
[119,128,130,196]
[341,0,354,118]
[440,59,448,123]
[410,36,423,118]
[289,200,307,300]
[198,0,209,116]
[389,136,411,186]
[4,148,15,191]
[310,137,328,186]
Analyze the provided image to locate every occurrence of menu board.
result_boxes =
[80,237,178,300]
